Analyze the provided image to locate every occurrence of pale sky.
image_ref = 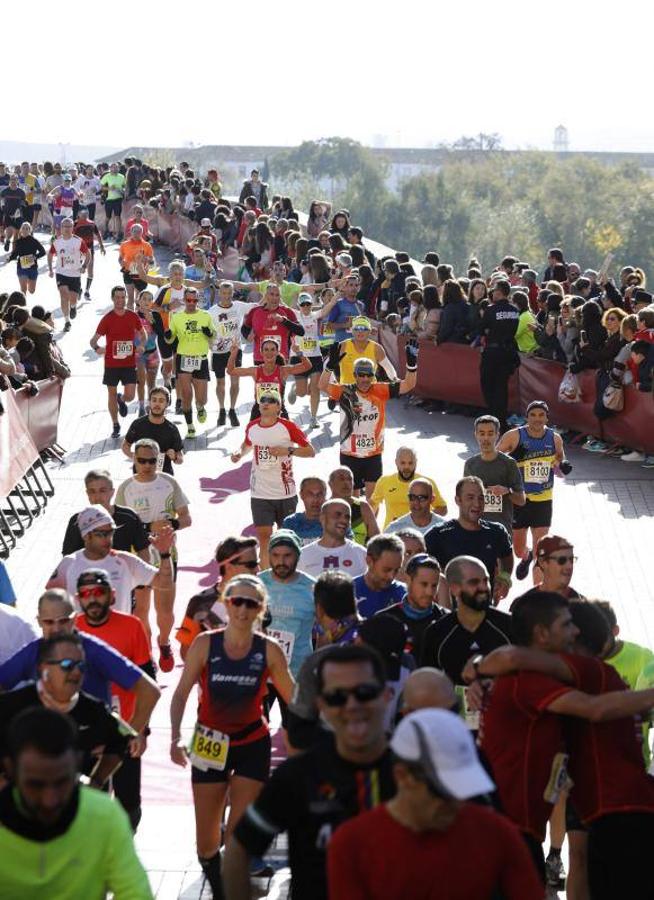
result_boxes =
[11,0,654,153]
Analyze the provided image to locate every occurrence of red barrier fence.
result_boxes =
[0,390,40,498]
[13,378,64,454]
[380,331,654,454]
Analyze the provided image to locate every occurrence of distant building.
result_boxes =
[553,125,569,153]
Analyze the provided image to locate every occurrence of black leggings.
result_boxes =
[588,812,654,900]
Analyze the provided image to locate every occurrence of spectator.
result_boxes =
[437,279,469,344]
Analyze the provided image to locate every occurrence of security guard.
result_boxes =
[478,279,520,431]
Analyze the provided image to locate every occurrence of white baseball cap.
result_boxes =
[200,218,212,227]
[77,505,116,537]
[390,709,494,799]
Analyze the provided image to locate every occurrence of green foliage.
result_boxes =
[271,138,654,276]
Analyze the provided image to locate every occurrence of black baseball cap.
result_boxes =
[76,569,111,590]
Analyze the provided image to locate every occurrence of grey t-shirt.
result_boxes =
[463,452,523,533]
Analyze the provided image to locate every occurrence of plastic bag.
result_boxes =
[558,370,581,403]
[602,382,624,412]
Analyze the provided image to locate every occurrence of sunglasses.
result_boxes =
[354,371,374,378]
[44,658,86,673]
[546,554,577,565]
[78,586,108,599]
[259,398,280,405]
[136,457,157,465]
[408,493,430,501]
[320,682,384,707]
[91,529,114,538]
[227,595,262,610]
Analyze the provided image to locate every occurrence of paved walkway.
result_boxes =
[2,234,654,897]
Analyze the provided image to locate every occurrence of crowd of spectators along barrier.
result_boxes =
[380,332,654,455]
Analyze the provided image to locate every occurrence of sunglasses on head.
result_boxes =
[408,493,430,501]
[547,554,577,565]
[44,658,86,673]
[320,682,384,707]
[227,595,262,610]
[78,586,108,599]
[136,456,157,465]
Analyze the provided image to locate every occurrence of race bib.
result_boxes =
[188,723,229,772]
[268,628,295,663]
[156,452,165,471]
[60,206,74,218]
[255,446,278,469]
[113,340,133,359]
[543,752,573,804]
[456,685,480,731]
[300,338,318,353]
[353,434,376,452]
[19,254,35,269]
[483,490,503,513]
[256,382,279,402]
[526,460,551,484]
[180,355,202,373]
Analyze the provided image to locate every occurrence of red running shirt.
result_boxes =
[96,310,143,368]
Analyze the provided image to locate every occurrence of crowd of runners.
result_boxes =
[1,157,654,900]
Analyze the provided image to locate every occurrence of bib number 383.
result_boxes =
[188,723,229,771]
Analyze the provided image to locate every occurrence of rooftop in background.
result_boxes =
[97,144,654,170]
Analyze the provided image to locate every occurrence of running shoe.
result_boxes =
[249,857,274,878]
[70,305,77,320]
[287,381,296,404]
[197,406,207,424]
[158,643,174,673]
[621,450,646,463]
[641,455,654,468]
[309,416,319,429]
[217,409,227,427]
[117,394,128,417]
[186,424,196,439]
[111,423,120,438]
[228,409,240,427]
[583,439,609,453]
[63,321,72,333]
[545,851,565,888]
[515,550,533,581]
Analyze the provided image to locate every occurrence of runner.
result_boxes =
[47,505,174,614]
[74,164,101,221]
[74,569,156,830]
[73,207,105,299]
[224,643,395,900]
[137,257,209,400]
[226,335,311,420]
[298,499,368,578]
[385,478,445,535]
[324,272,364,344]
[47,173,79,236]
[319,344,418,499]
[28,161,45,232]
[353,533,406,618]
[8,222,46,295]
[91,284,146,437]
[165,287,216,438]
[380,554,444,660]
[122,385,184,475]
[370,446,447,528]
[115,438,191,669]
[0,708,152,898]
[463,414,526,535]
[175,535,260,660]
[287,291,338,429]
[48,216,90,332]
[240,282,305,364]
[496,400,571,581]
[282,476,328,545]
[335,314,397,384]
[327,709,542,900]
[208,280,252,428]
[231,389,316,566]
[425,476,514,604]
[1,173,27,249]
[125,203,150,240]
[17,161,37,228]
[119,224,154,309]
[328,465,380,546]
[100,162,126,241]
[170,574,293,898]
[235,259,325,308]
